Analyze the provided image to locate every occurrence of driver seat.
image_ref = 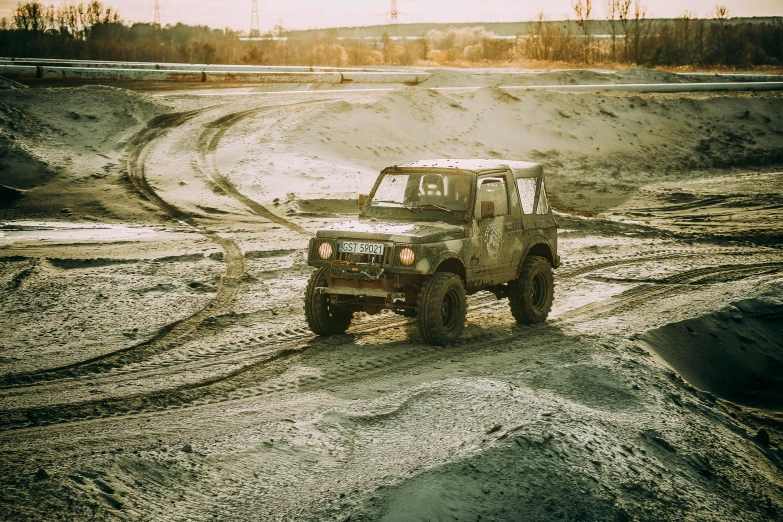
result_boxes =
[420,174,445,205]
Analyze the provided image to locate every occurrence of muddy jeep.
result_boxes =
[305,159,560,346]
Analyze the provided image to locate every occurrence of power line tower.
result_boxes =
[153,0,161,25]
[390,0,398,23]
[250,0,261,38]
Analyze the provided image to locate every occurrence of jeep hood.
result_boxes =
[316,220,464,244]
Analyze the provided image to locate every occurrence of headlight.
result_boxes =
[399,247,415,266]
[318,242,333,259]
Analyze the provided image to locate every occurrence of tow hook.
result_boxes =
[361,268,385,280]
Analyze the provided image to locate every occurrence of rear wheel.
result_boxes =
[416,273,466,346]
[304,267,354,336]
[509,255,554,324]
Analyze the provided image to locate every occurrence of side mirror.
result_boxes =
[480,201,495,220]
[358,194,369,210]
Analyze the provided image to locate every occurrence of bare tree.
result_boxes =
[604,0,619,61]
[2,2,780,69]
[524,12,575,62]
[628,0,648,63]
[711,4,731,65]
[616,0,632,61]
[13,1,47,32]
[572,0,592,63]
[673,10,695,64]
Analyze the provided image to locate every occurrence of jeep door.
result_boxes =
[470,174,517,284]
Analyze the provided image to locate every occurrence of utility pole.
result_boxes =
[250,0,261,38]
[390,0,398,23]
[154,0,161,25]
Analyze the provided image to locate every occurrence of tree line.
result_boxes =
[1,1,781,69]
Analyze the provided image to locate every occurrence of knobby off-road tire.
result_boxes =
[416,273,467,346]
[304,267,354,336]
[509,255,554,324]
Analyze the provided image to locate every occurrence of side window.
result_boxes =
[536,180,550,214]
[517,178,536,215]
[475,177,508,219]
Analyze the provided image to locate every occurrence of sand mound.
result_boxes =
[532,69,613,85]
[642,290,783,409]
[345,439,625,521]
[0,136,53,192]
[422,68,685,88]
[0,86,165,221]
[294,82,783,215]
[614,68,695,84]
[420,69,483,88]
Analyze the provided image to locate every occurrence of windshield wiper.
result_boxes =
[372,200,416,213]
[413,203,455,214]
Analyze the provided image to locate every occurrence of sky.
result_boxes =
[1,0,782,32]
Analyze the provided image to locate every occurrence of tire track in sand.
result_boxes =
[1,251,778,430]
[6,97,749,389]
[196,106,318,236]
[0,247,766,390]
[0,111,247,388]
[0,103,333,389]
[86,245,775,381]
[0,103,330,389]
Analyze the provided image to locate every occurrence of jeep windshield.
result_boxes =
[366,172,473,220]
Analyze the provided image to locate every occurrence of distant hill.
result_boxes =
[285,17,783,39]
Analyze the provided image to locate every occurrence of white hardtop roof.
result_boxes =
[394,159,542,177]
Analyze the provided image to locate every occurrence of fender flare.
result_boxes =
[427,250,465,275]
[517,238,557,277]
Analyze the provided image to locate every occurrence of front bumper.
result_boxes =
[316,286,405,300]
[307,238,428,277]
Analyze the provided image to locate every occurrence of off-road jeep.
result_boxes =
[304,159,560,345]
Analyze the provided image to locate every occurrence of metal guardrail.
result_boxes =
[0,57,375,73]
[1,60,781,91]
[152,82,783,97]
[0,63,431,84]
[497,82,783,93]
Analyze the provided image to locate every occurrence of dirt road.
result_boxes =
[1,70,782,521]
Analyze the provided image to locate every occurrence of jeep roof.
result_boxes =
[390,159,543,178]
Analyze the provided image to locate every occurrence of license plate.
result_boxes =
[339,241,385,255]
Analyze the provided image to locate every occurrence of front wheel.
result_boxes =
[304,267,354,336]
[509,255,554,324]
[416,273,467,346]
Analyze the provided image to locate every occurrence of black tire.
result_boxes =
[416,273,467,346]
[509,255,554,325]
[304,267,354,336]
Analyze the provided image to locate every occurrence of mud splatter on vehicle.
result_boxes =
[305,159,560,345]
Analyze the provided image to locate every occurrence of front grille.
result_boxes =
[337,252,384,265]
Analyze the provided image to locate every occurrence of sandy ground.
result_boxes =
[1,68,782,521]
